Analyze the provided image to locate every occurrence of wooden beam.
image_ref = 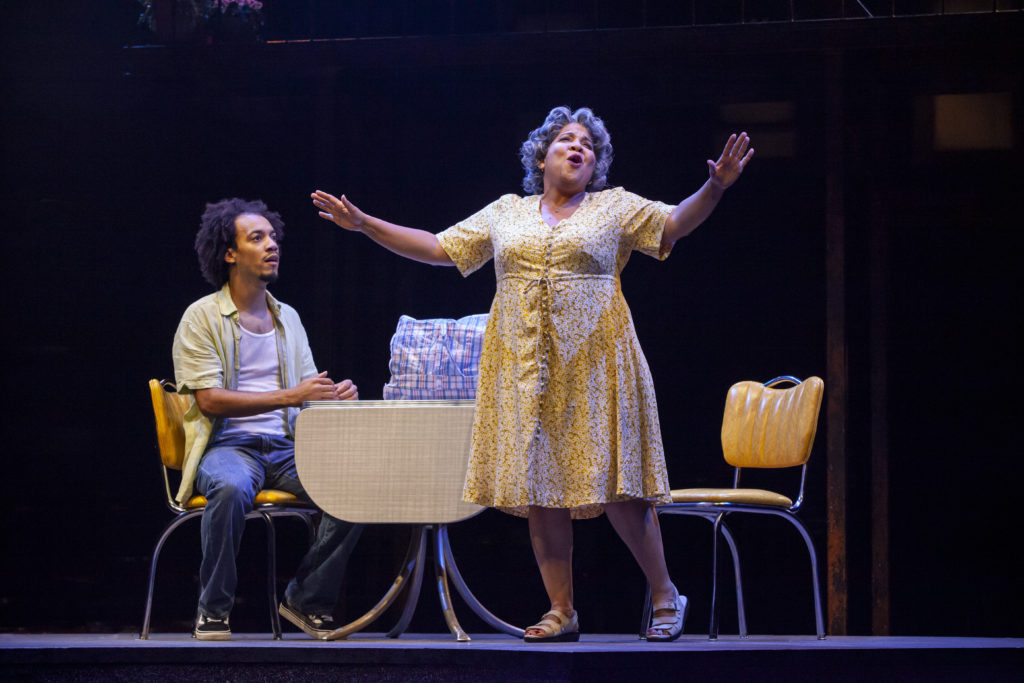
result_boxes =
[824,48,848,636]
[869,179,891,635]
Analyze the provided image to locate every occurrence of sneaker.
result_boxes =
[194,614,231,641]
[279,601,336,639]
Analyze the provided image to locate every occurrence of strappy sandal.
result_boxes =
[523,609,580,642]
[646,589,688,642]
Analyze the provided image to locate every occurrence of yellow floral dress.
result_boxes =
[437,187,674,519]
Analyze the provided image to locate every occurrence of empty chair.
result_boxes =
[644,375,825,640]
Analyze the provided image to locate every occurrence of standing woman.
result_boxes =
[312,107,753,642]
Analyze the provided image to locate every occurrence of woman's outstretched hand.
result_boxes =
[312,190,365,231]
[707,132,754,191]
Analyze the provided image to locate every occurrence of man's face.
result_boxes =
[224,213,280,284]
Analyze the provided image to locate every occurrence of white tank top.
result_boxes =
[221,325,286,436]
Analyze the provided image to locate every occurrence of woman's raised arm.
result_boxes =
[312,190,454,266]
[661,132,754,248]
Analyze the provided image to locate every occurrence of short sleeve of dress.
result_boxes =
[617,188,675,261]
[437,195,512,277]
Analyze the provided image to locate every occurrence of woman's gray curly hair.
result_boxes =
[519,106,613,194]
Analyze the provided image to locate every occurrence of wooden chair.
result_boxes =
[140,379,316,639]
[643,376,826,640]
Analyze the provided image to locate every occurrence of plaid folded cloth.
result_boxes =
[382,314,488,400]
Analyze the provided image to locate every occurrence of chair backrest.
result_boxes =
[148,378,190,470]
[720,376,824,469]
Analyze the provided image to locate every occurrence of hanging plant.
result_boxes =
[137,1,265,43]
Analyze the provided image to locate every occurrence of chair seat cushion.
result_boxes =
[669,487,793,507]
[183,489,305,509]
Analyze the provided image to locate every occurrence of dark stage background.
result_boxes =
[1,2,1020,638]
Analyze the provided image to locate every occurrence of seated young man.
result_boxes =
[172,197,362,640]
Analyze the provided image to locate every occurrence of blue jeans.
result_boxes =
[194,432,363,620]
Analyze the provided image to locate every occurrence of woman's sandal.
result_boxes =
[523,609,580,642]
[646,589,689,642]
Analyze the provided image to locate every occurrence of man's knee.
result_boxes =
[204,478,257,508]
[197,448,261,507]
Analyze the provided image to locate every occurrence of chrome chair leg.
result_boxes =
[439,525,524,638]
[718,519,747,638]
[260,511,282,639]
[140,510,203,639]
[780,512,826,639]
[709,512,725,640]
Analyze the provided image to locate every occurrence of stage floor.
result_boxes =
[3,632,1023,681]
[4,631,1023,650]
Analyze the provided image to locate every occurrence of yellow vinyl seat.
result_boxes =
[140,379,317,639]
[644,376,826,640]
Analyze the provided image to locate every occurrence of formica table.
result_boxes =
[295,400,523,641]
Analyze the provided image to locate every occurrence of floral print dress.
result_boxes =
[437,187,674,519]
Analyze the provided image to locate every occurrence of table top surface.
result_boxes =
[295,402,482,524]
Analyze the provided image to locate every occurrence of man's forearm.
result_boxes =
[194,387,296,418]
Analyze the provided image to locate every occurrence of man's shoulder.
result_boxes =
[175,290,233,342]
[179,291,222,322]
[267,291,301,321]
[275,300,307,333]
[262,294,308,341]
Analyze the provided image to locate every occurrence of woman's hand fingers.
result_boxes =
[708,132,754,190]
[312,190,362,229]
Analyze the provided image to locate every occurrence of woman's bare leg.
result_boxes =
[527,505,575,630]
[603,499,675,606]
